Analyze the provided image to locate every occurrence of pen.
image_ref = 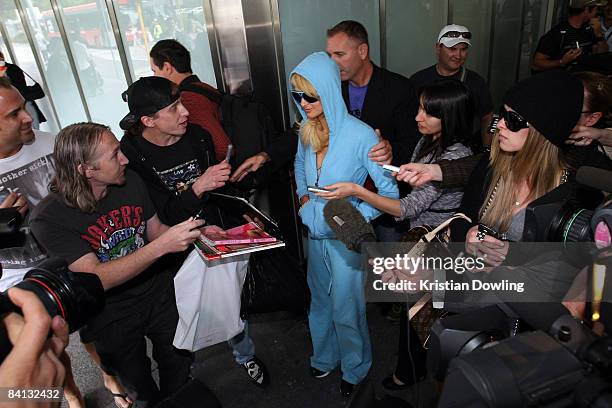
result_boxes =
[193,208,205,220]
[225,144,234,162]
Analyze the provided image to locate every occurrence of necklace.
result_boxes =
[482,169,569,217]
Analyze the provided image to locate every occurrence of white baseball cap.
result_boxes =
[437,24,471,48]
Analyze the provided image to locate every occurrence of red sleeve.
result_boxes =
[181,91,230,161]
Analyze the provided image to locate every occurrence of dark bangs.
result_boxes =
[416,79,475,162]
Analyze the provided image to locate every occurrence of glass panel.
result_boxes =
[278,0,380,116]
[57,0,129,136]
[386,0,448,78]
[450,0,494,79]
[488,0,524,108]
[518,0,549,80]
[17,1,87,128]
[0,4,66,133]
[112,0,216,87]
[0,30,10,63]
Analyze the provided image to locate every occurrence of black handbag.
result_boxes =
[241,247,310,315]
[22,70,45,101]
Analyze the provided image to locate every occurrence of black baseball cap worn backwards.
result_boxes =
[119,76,180,130]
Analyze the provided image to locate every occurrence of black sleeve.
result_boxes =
[144,176,204,226]
[565,143,612,171]
[535,29,560,58]
[264,126,299,166]
[30,202,92,266]
[437,154,483,189]
[121,138,206,226]
[450,154,490,242]
[389,79,420,166]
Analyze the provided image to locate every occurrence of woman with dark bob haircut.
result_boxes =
[318,78,474,230]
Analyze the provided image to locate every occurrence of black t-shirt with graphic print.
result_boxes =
[30,169,170,331]
[134,130,208,194]
[128,126,229,228]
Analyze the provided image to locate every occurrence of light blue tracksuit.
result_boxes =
[292,52,399,384]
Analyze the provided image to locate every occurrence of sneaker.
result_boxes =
[242,357,269,387]
[340,379,355,397]
[310,366,331,379]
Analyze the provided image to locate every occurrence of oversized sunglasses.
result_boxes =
[500,109,529,132]
[291,91,319,104]
[440,31,472,40]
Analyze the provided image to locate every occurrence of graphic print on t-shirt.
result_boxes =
[0,153,54,207]
[0,153,54,273]
[80,205,146,263]
[155,159,201,193]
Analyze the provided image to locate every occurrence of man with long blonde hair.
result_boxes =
[31,122,206,406]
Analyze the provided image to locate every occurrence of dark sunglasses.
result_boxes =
[500,109,529,132]
[441,31,472,39]
[291,91,319,104]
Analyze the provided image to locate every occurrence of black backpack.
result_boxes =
[179,83,278,172]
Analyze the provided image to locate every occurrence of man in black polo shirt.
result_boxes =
[410,24,493,149]
[532,0,608,74]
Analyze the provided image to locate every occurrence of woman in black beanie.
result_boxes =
[450,70,584,251]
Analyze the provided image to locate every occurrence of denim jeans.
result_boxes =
[228,319,255,364]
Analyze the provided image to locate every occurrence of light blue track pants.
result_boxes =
[307,238,371,384]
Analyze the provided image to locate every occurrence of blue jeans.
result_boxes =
[228,320,255,364]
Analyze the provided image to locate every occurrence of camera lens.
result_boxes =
[0,258,104,333]
[548,200,594,244]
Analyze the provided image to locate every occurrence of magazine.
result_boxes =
[193,193,285,261]
[200,222,277,246]
[194,238,285,261]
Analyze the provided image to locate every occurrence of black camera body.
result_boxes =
[0,207,25,248]
[437,314,612,408]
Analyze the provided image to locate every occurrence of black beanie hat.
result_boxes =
[503,71,583,148]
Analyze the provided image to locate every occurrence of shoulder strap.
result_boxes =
[180,83,223,105]
[21,69,39,84]
[559,29,567,53]
[459,66,467,83]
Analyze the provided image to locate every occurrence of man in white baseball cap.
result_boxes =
[410,24,493,148]
[437,24,472,48]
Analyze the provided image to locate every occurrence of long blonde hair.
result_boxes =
[50,123,108,213]
[290,73,329,153]
[479,126,567,232]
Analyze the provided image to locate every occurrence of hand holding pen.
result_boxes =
[192,148,233,196]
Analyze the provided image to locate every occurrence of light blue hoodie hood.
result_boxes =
[292,52,399,239]
[291,51,347,142]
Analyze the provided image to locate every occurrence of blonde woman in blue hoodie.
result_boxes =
[292,52,399,396]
